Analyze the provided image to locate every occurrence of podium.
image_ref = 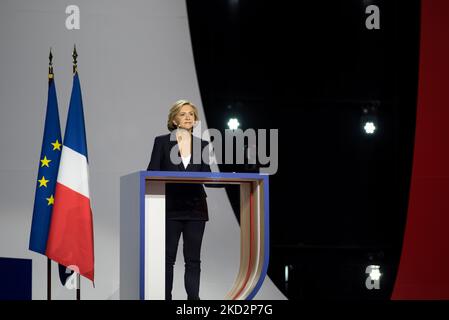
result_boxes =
[120,171,269,300]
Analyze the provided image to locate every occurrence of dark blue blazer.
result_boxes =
[147,133,211,220]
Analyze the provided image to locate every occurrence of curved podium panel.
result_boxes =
[120,171,269,300]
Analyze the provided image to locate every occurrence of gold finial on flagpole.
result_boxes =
[72,44,78,74]
[49,47,54,79]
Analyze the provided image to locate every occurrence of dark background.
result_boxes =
[186,0,420,299]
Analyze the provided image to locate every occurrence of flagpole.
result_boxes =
[47,258,51,300]
[76,273,81,300]
[72,44,78,74]
[72,45,81,302]
[47,48,53,302]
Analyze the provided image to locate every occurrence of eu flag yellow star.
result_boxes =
[40,156,52,167]
[51,139,62,151]
[38,176,49,187]
[46,194,55,205]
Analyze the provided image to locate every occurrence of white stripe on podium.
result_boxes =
[145,180,166,300]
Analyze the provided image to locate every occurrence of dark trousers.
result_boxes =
[166,220,206,300]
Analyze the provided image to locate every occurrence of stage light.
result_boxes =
[228,118,240,130]
[361,102,379,135]
[365,265,382,290]
[363,121,376,134]
[368,265,381,280]
[284,265,289,283]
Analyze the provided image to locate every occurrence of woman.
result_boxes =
[147,99,211,300]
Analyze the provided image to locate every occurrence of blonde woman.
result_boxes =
[147,100,211,300]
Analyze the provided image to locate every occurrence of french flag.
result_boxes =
[46,72,94,282]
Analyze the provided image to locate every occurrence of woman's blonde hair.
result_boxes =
[167,99,200,131]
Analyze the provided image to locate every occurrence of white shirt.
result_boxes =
[181,154,191,169]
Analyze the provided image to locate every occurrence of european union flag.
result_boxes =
[29,70,62,254]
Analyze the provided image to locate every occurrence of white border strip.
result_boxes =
[144,181,166,300]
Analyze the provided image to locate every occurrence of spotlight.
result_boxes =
[363,121,376,134]
[361,102,379,135]
[284,264,292,293]
[368,265,381,280]
[227,118,240,130]
[365,265,382,289]
[284,265,289,283]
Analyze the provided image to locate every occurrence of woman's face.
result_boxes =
[174,104,195,130]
